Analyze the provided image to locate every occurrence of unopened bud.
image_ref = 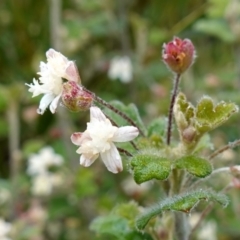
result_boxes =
[162,37,196,74]
[61,81,93,112]
[182,126,196,143]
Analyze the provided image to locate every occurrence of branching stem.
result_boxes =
[166,73,181,145]
[209,139,240,161]
[82,86,145,136]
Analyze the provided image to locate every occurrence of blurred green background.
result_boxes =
[1,0,240,239]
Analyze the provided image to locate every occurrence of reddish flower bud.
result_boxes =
[162,37,196,74]
[61,81,93,112]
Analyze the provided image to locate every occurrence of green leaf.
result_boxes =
[131,151,171,184]
[174,93,239,151]
[136,189,228,230]
[90,215,129,240]
[174,155,212,178]
[147,118,167,147]
[193,19,235,43]
[196,97,239,133]
[90,202,154,240]
[147,118,167,137]
[125,231,153,240]
[173,92,195,130]
[192,134,214,154]
[112,202,140,229]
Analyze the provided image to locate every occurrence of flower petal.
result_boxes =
[49,94,62,113]
[90,106,107,122]
[112,126,139,142]
[37,93,55,114]
[65,61,81,82]
[80,154,98,167]
[71,132,83,145]
[100,143,123,173]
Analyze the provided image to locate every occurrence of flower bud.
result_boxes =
[61,81,93,112]
[182,126,196,143]
[162,37,196,74]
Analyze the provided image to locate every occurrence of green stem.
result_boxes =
[174,212,190,240]
[170,169,188,240]
[166,74,181,145]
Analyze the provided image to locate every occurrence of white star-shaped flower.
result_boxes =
[71,106,139,173]
[27,147,63,176]
[26,49,80,114]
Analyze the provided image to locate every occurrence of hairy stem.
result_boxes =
[189,165,240,191]
[209,139,240,161]
[117,147,132,157]
[82,86,145,136]
[174,212,190,240]
[166,73,181,145]
[169,169,188,240]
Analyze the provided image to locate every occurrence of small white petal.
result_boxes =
[112,126,139,142]
[37,93,55,114]
[49,93,62,113]
[80,154,98,167]
[90,106,107,122]
[71,132,91,146]
[65,61,81,82]
[71,132,83,145]
[101,143,122,173]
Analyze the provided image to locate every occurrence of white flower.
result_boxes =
[27,147,63,176]
[31,173,64,196]
[0,219,12,239]
[71,106,139,173]
[26,49,80,114]
[108,56,133,83]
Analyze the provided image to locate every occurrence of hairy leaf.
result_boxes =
[131,152,171,184]
[136,189,228,230]
[174,155,212,178]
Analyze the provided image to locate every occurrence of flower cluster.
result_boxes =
[26,49,139,174]
[27,147,64,196]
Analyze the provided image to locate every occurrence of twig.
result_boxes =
[189,166,240,191]
[117,147,133,157]
[208,139,240,161]
[82,86,145,136]
[166,73,181,145]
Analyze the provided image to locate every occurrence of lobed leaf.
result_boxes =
[196,97,238,133]
[131,152,171,184]
[174,155,212,178]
